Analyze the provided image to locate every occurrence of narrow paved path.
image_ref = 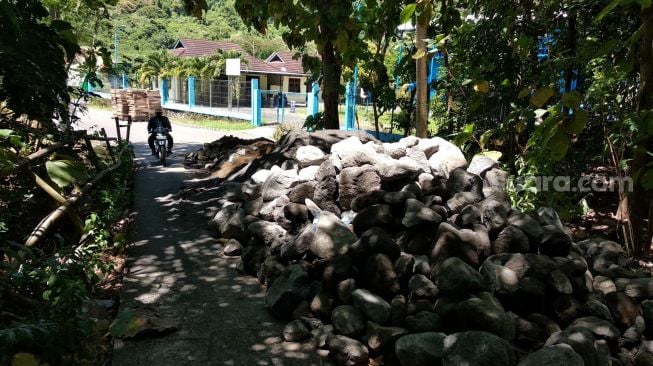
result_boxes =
[78,109,320,365]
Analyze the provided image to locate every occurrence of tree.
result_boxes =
[232,0,365,129]
[402,0,435,138]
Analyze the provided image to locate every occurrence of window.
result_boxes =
[288,78,301,93]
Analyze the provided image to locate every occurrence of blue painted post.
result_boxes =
[308,82,320,117]
[344,81,356,130]
[161,78,168,105]
[188,77,195,109]
[281,93,285,125]
[251,79,261,127]
[122,73,128,89]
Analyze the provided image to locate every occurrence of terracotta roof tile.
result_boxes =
[169,38,309,76]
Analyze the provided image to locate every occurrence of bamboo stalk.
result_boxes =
[31,171,85,234]
[24,151,125,247]
[0,142,67,179]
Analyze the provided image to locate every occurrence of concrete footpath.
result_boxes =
[77,109,319,365]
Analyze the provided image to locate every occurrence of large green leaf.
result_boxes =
[530,86,554,108]
[400,4,416,24]
[549,130,570,161]
[561,91,582,109]
[45,159,88,188]
[0,129,14,138]
[565,110,589,134]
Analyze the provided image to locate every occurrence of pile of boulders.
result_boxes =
[205,130,653,366]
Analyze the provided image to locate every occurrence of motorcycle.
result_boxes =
[153,126,169,166]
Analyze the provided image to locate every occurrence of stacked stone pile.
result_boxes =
[204,130,653,366]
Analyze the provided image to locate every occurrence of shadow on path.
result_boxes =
[112,142,321,366]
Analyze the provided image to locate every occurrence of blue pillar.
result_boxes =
[188,77,195,109]
[307,82,320,117]
[251,79,261,127]
[122,73,128,89]
[344,81,356,130]
[161,78,168,105]
[280,93,285,125]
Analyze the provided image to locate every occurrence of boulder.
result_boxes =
[517,344,584,366]
[408,274,439,300]
[283,319,310,342]
[364,254,400,299]
[405,311,442,333]
[437,257,485,295]
[402,198,442,228]
[353,227,402,260]
[467,155,499,176]
[327,335,369,366]
[313,160,340,214]
[442,331,517,366]
[223,239,243,256]
[295,145,326,167]
[264,265,313,319]
[297,165,319,182]
[365,321,408,352]
[280,224,314,260]
[261,169,297,201]
[352,204,394,236]
[395,332,446,366]
[428,137,467,175]
[352,289,391,324]
[545,327,602,366]
[247,220,288,250]
[332,305,366,337]
[338,165,382,211]
[288,181,316,204]
[310,211,358,259]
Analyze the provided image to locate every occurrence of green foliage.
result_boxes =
[303,112,327,131]
[45,158,89,188]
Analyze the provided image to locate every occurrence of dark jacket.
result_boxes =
[147,115,172,133]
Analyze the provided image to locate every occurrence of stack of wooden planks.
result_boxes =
[110,89,162,121]
[110,89,129,120]
[146,90,162,116]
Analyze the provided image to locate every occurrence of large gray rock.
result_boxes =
[247,220,288,250]
[288,181,316,204]
[376,154,421,181]
[332,305,366,337]
[408,274,439,300]
[295,145,326,167]
[479,259,519,294]
[467,154,499,176]
[310,211,358,259]
[437,257,485,295]
[483,168,508,198]
[297,165,319,182]
[264,265,312,319]
[327,335,369,366]
[338,165,382,211]
[545,327,603,366]
[518,344,584,366]
[352,204,394,236]
[402,198,442,228]
[442,331,517,366]
[364,254,400,298]
[214,205,248,243]
[352,289,391,324]
[570,316,620,344]
[283,319,310,342]
[282,228,311,260]
[261,168,297,201]
[365,321,408,352]
[395,332,446,366]
[313,159,340,214]
[428,137,467,175]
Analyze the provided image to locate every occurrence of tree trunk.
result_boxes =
[631,6,653,257]
[321,40,341,129]
[415,12,429,138]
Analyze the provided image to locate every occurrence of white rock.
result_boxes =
[399,135,420,147]
[296,145,326,167]
[298,165,320,182]
[383,142,407,158]
[428,138,467,175]
[467,155,499,176]
[416,138,440,158]
[251,169,272,184]
[331,136,364,159]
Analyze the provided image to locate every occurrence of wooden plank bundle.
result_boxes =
[146,90,162,116]
[110,89,129,120]
[127,89,149,121]
[110,89,162,121]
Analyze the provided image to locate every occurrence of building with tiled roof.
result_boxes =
[169,38,312,104]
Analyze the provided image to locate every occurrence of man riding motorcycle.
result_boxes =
[147,110,173,156]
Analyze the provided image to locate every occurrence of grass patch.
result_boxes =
[87,97,112,111]
[168,112,253,131]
